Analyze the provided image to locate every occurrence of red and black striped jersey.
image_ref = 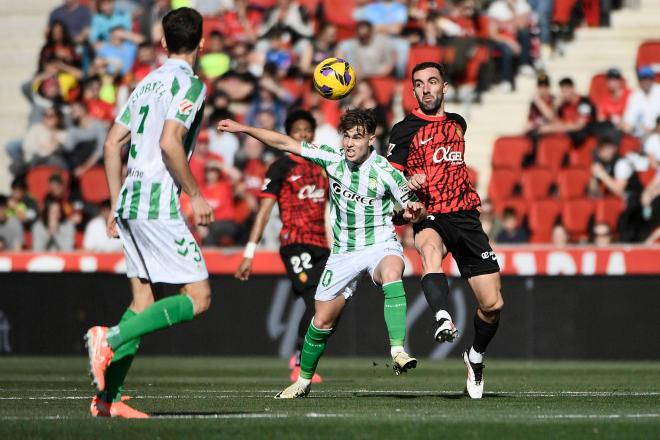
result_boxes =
[387,109,481,214]
[261,154,328,248]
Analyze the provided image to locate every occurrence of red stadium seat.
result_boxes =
[588,73,628,104]
[553,0,578,24]
[521,167,554,201]
[636,40,660,81]
[557,168,591,200]
[202,16,223,42]
[493,198,528,224]
[528,200,561,243]
[637,167,657,187]
[488,169,518,202]
[323,0,356,27]
[619,134,642,155]
[536,134,571,171]
[248,0,277,8]
[368,76,398,106]
[595,197,624,231]
[27,166,70,205]
[569,136,597,169]
[406,45,443,76]
[491,136,531,171]
[562,198,595,240]
[280,77,306,101]
[80,166,110,204]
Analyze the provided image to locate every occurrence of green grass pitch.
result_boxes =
[0,357,658,439]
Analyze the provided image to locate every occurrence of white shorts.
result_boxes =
[117,218,208,284]
[315,241,404,301]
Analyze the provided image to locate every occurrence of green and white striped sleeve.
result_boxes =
[299,141,342,169]
[166,76,207,130]
[386,165,417,207]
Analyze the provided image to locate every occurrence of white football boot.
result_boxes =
[463,350,485,399]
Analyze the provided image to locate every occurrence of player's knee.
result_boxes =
[312,315,334,330]
[480,294,503,316]
[185,283,212,315]
[380,269,402,285]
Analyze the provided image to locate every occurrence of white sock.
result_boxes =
[297,377,311,388]
[469,346,484,364]
[435,310,451,322]
[390,345,405,358]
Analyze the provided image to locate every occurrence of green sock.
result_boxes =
[99,309,140,403]
[382,281,407,347]
[106,294,194,350]
[299,322,332,380]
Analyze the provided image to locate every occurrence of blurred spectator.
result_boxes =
[32,54,83,106]
[44,173,71,215]
[82,199,123,252]
[337,21,396,79]
[31,199,75,251]
[595,68,630,127]
[190,130,242,187]
[302,23,337,74]
[61,101,107,177]
[524,72,555,133]
[7,178,39,229]
[199,31,231,80]
[81,76,115,123]
[344,81,389,153]
[138,0,171,43]
[197,160,239,246]
[48,0,92,46]
[22,107,68,170]
[39,21,81,72]
[218,0,261,44]
[591,222,613,246]
[643,116,660,168]
[90,0,135,47]
[312,107,341,147]
[215,43,259,111]
[487,0,535,91]
[478,199,499,241]
[528,0,553,62]
[495,207,528,243]
[96,26,141,77]
[256,0,314,67]
[128,42,158,86]
[208,109,240,166]
[353,0,410,78]
[540,77,595,144]
[622,66,660,139]
[0,196,24,251]
[551,223,569,247]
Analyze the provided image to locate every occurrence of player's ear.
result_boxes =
[368,133,376,146]
[198,37,205,53]
[161,37,167,51]
[442,81,449,94]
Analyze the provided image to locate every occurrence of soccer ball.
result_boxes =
[312,57,356,100]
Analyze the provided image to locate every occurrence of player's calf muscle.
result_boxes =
[182,281,212,315]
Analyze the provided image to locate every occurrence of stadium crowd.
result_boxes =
[2,0,656,253]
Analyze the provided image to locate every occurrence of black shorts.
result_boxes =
[413,210,500,278]
[280,244,330,296]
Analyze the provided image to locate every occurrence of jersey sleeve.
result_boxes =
[260,158,290,199]
[386,120,416,171]
[166,76,207,130]
[299,141,341,169]
[446,112,468,135]
[387,166,418,207]
[115,101,131,129]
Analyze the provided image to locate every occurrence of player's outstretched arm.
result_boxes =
[103,123,131,238]
[217,119,302,155]
[235,197,277,281]
[160,120,213,226]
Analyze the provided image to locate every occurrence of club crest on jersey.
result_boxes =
[455,125,464,139]
[178,99,194,115]
[298,185,325,203]
[433,145,463,164]
[331,181,376,206]
[368,178,378,190]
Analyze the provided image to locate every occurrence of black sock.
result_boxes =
[421,273,450,317]
[472,312,500,354]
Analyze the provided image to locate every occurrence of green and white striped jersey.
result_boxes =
[300,141,416,253]
[114,58,206,220]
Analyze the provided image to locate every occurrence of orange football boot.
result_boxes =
[84,326,114,392]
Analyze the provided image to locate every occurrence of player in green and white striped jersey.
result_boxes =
[85,8,214,418]
[218,109,428,399]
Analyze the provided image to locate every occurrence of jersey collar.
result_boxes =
[165,58,194,75]
[413,108,447,122]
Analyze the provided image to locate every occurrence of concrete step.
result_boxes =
[5,0,61,16]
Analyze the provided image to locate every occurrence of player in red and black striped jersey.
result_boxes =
[235,109,329,384]
[388,62,503,399]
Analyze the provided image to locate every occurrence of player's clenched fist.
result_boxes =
[235,258,252,281]
[408,173,426,191]
[191,194,214,226]
[403,201,427,224]
[217,119,245,133]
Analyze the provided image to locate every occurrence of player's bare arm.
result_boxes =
[104,123,131,238]
[217,119,302,155]
[160,120,213,226]
[235,197,277,281]
[407,173,426,191]
[403,201,427,224]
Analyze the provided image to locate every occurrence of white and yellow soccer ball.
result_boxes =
[312,57,357,100]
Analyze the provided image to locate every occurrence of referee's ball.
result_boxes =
[313,57,356,100]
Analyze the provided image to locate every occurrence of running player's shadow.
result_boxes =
[355,392,507,400]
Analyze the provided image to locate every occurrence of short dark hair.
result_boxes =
[162,7,203,54]
[338,108,377,135]
[11,176,27,190]
[285,109,316,135]
[411,62,447,84]
[559,77,574,87]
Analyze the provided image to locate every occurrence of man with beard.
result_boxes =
[387,62,503,399]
